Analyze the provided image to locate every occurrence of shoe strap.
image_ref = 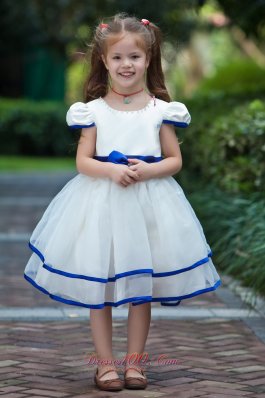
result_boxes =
[97,367,118,379]
[125,365,145,375]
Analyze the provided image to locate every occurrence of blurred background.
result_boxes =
[0,0,264,297]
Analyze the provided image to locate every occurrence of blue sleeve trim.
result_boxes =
[68,123,95,129]
[162,120,188,128]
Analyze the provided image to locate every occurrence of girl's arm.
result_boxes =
[76,127,113,178]
[151,123,183,177]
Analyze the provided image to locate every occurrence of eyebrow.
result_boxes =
[111,51,141,55]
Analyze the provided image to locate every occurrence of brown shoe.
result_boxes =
[94,366,124,391]
[124,365,147,389]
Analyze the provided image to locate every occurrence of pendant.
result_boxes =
[123,96,131,104]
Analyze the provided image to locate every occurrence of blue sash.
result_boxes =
[93,150,163,165]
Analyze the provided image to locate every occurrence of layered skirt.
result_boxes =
[24,173,221,309]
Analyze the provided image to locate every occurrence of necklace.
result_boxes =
[111,87,144,104]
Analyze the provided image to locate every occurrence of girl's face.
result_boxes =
[102,33,149,93]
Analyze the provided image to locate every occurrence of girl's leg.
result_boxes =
[126,302,151,378]
[90,306,118,380]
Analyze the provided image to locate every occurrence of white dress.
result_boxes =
[24,97,221,309]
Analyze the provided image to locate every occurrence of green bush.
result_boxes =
[0,98,77,156]
[186,184,265,297]
[180,97,265,194]
[207,100,265,193]
[195,59,265,96]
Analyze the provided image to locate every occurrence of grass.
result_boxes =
[0,156,76,172]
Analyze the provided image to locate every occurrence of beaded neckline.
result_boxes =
[99,97,154,114]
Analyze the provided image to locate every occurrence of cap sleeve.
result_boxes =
[66,102,95,129]
[162,101,191,128]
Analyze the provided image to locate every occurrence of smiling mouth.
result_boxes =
[119,72,135,77]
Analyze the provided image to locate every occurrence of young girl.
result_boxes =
[24,13,221,392]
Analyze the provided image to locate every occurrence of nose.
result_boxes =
[122,58,132,67]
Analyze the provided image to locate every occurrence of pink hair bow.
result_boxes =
[99,23,109,29]
[141,19,150,26]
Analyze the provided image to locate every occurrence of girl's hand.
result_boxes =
[127,159,154,182]
[108,163,140,187]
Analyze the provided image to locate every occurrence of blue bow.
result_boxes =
[94,150,163,164]
[108,150,130,164]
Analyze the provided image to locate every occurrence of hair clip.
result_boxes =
[141,19,150,26]
[99,23,109,29]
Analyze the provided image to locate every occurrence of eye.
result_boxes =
[132,55,140,59]
[112,56,120,60]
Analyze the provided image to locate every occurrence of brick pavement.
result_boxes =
[1,172,265,398]
[1,319,265,397]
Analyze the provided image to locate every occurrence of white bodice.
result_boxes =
[66,97,191,157]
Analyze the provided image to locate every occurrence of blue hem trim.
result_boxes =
[24,273,221,309]
[29,242,45,263]
[162,119,188,128]
[156,279,222,303]
[133,280,222,306]
[43,263,153,283]
[152,255,210,277]
[160,301,181,307]
[24,273,153,309]
[69,123,95,129]
[29,242,213,283]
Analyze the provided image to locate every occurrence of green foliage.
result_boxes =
[196,60,265,96]
[0,0,211,61]
[1,0,264,56]
[212,0,265,40]
[0,98,77,156]
[178,90,265,296]
[0,156,75,171]
[207,99,265,193]
[180,96,265,194]
[186,183,265,297]
[66,61,88,103]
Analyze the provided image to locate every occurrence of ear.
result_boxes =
[145,55,150,69]
[101,54,108,70]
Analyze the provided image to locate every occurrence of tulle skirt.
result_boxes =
[24,173,221,309]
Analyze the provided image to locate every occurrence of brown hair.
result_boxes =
[83,13,171,102]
